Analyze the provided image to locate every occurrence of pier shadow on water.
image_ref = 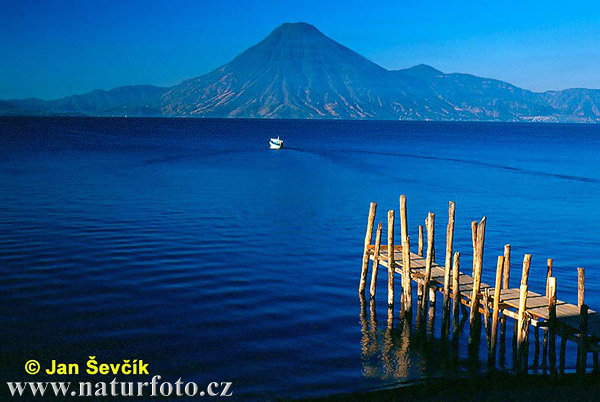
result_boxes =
[357,292,582,388]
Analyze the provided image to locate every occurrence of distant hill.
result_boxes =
[2,22,600,122]
[6,85,167,117]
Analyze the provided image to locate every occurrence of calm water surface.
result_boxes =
[1,117,600,399]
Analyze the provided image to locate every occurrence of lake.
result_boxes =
[1,117,599,399]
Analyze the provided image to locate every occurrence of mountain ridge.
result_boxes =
[2,22,599,122]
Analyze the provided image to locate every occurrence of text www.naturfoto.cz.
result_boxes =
[7,376,233,398]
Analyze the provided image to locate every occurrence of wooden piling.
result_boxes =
[517,284,529,354]
[490,255,504,363]
[402,236,412,315]
[424,212,435,304]
[543,258,553,367]
[578,267,585,307]
[515,253,532,362]
[500,244,511,349]
[469,217,486,346]
[360,202,377,294]
[369,222,382,299]
[546,258,553,297]
[443,201,455,314]
[543,323,548,369]
[429,285,437,305]
[578,304,589,377]
[503,245,511,289]
[428,293,436,335]
[516,253,533,365]
[483,289,491,349]
[431,217,435,264]
[471,221,478,257]
[548,277,557,374]
[418,225,423,257]
[399,195,408,242]
[400,196,412,315]
[469,217,486,327]
[521,254,532,286]
[576,270,585,377]
[452,252,461,335]
[387,210,395,308]
[519,313,531,373]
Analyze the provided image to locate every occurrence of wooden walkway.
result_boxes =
[372,249,600,349]
[359,198,600,375]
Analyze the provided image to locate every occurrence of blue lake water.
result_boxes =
[1,117,600,399]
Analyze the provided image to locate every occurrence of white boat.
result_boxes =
[269,136,284,149]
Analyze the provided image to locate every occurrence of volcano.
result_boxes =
[2,22,600,122]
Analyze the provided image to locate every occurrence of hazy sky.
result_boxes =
[1,0,599,99]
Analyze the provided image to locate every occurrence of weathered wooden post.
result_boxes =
[360,202,377,294]
[517,254,531,339]
[557,271,568,378]
[418,225,423,257]
[417,215,428,316]
[469,217,486,346]
[431,216,436,264]
[399,195,412,315]
[429,283,437,308]
[578,304,589,378]
[519,254,533,366]
[424,212,435,306]
[578,267,585,308]
[452,252,461,336]
[516,254,531,371]
[577,268,586,377]
[521,254,532,286]
[428,292,436,336]
[483,289,491,349]
[546,259,553,297]
[490,255,504,364]
[543,258,553,365]
[548,277,557,375]
[503,245,511,289]
[403,237,413,315]
[519,313,531,373]
[399,196,408,243]
[517,283,529,370]
[442,201,455,332]
[471,221,478,257]
[468,218,480,336]
[369,222,382,299]
[500,245,511,348]
[387,210,395,308]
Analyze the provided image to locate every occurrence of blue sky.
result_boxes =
[1,0,599,99]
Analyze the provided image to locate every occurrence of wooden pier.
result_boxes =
[359,197,600,376]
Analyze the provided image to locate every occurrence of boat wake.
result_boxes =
[297,148,599,184]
